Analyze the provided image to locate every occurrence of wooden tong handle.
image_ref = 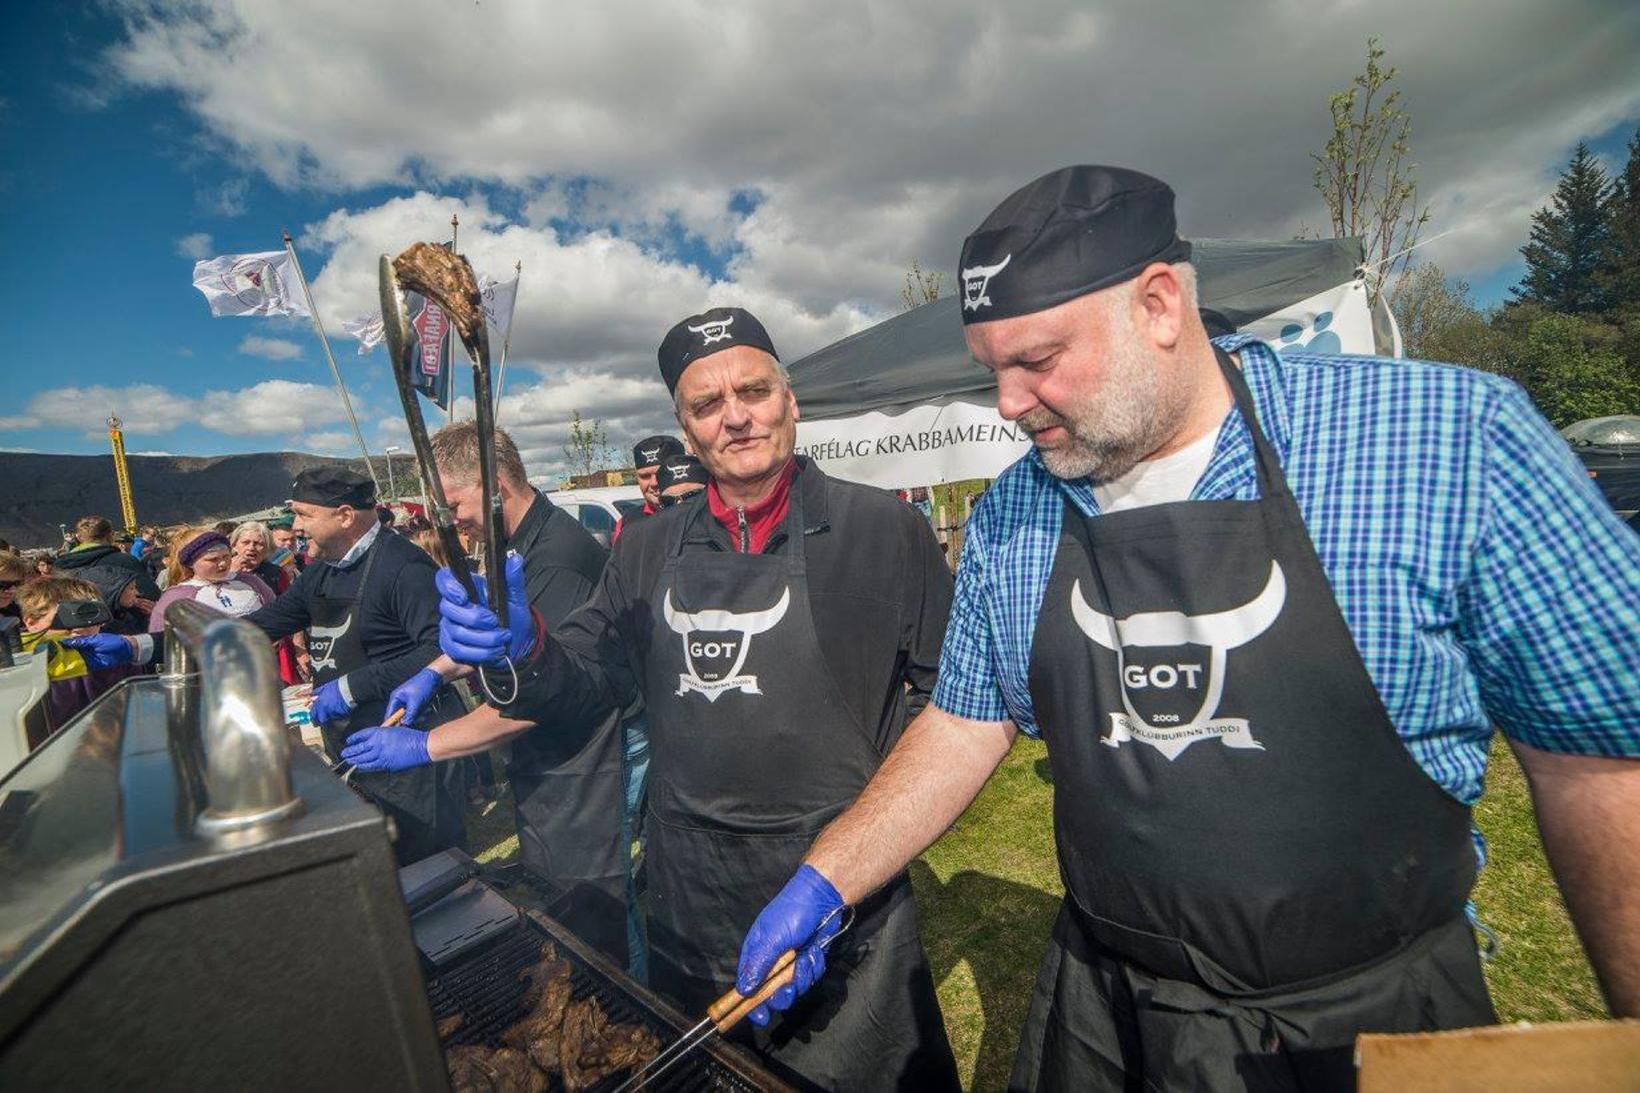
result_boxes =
[383,708,406,727]
[706,949,797,1032]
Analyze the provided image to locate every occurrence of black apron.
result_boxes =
[309,536,466,866]
[1014,352,1493,1092]
[508,708,629,965]
[497,500,632,966]
[643,488,958,1092]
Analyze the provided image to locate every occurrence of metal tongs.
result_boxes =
[378,245,517,703]
[614,906,856,1092]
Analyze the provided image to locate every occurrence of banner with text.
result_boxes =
[795,397,1032,489]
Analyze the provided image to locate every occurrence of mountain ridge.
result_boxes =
[0,451,420,548]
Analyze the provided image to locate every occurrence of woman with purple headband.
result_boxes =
[146,525,276,633]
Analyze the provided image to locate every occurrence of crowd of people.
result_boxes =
[6,163,1638,1092]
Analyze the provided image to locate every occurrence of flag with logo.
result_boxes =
[191,250,310,318]
[478,271,519,346]
[342,312,385,355]
[397,241,456,411]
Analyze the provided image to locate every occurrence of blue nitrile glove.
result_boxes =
[341,726,431,773]
[310,679,356,725]
[436,552,535,667]
[735,865,846,1027]
[61,633,135,671]
[386,666,443,726]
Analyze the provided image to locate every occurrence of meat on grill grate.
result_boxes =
[503,943,576,1072]
[559,997,661,1093]
[447,1045,550,1093]
[427,914,782,1092]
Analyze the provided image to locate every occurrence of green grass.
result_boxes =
[466,737,1605,1091]
[1470,739,1606,1022]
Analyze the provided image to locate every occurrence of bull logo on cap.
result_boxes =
[687,315,736,345]
[663,587,789,701]
[1070,562,1286,760]
[960,254,1011,312]
[640,446,662,462]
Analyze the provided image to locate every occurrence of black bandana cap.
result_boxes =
[658,453,709,490]
[289,466,376,509]
[632,434,685,469]
[657,306,779,394]
[958,165,1191,324]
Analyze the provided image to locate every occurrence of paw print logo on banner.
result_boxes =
[1277,311,1343,355]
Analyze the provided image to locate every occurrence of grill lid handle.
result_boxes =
[164,599,302,837]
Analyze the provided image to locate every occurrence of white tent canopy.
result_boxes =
[790,238,1395,489]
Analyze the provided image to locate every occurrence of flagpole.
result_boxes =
[446,212,459,424]
[494,259,522,426]
[281,231,381,494]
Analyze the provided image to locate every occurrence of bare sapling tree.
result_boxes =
[1312,38,1431,306]
[900,260,943,311]
[563,409,616,478]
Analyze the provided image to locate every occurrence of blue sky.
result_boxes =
[1,2,1636,469]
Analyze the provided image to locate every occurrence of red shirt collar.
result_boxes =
[707,459,798,553]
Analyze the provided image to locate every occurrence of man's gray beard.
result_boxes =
[1023,340,1183,484]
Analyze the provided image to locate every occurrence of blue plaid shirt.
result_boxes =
[933,335,1640,807]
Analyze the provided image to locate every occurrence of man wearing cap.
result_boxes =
[383,306,960,1089]
[268,512,306,572]
[733,166,1640,1089]
[343,421,634,964]
[246,466,467,864]
[613,433,686,544]
[657,453,708,508]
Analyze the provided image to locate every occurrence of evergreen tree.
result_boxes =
[1512,142,1614,313]
[1599,128,1640,312]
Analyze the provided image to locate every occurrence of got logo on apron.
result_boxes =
[306,615,354,674]
[1069,560,1286,760]
[661,587,790,701]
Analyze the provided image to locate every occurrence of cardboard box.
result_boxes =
[1357,1019,1640,1091]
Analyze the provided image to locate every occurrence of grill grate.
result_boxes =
[426,914,782,1093]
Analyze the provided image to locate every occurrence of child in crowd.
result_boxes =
[17,575,145,731]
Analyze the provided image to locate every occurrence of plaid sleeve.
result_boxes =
[932,502,1013,725]
[1459,381,1640,757]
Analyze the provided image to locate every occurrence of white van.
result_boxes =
[543,485,646,548]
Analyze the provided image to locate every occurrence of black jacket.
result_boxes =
[54,543,161,601]
[76,564,148,635]
[245,528,443,705]
[509,490,609,632]
[510,458,953,754]
[503,491,621,766]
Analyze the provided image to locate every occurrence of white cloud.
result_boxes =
[0,380,351,440]
[70,1,1640,460]
[175,231,214,259]
[299,190,873,390]
[201,177,249,217]
[293,430,356,456]
[104,0,1640,294]
[197,379,351,435]
[238,334,303,360]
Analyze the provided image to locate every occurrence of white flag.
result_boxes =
[191,250,310,318]
[478,272,519,345]
[343,312,385,355]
